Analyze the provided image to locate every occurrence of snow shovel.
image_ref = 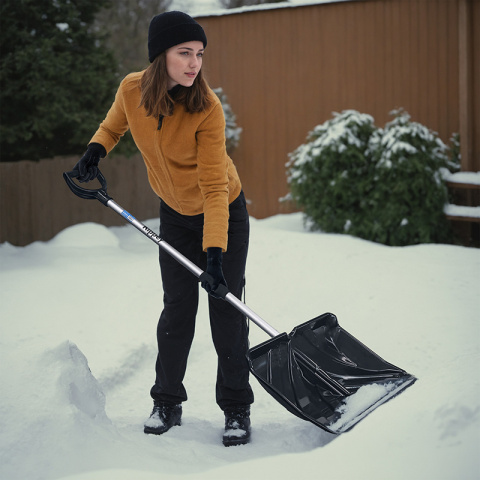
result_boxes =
[63,170,416,434]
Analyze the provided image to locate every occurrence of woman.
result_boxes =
[74,11,253,447]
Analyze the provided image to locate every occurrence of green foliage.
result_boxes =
[212,87,242,154]
[447,132,461,166]
[287,110,377,237]
[0,0,118,162]
[367,110,458,245]
[287,110,460,246]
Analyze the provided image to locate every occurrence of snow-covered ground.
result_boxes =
[1,210,479,480]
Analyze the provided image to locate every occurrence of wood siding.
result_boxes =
[1,0,478,245]
[0,156,160,246]
[197,0,479,218]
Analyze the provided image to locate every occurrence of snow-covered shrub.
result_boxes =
[367,110,458,245]
[287,110,377,237]
[287,109,459,246]
[212,87,242,154]
[448,132,461,166]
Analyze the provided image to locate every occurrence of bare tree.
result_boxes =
[96,0,173,76]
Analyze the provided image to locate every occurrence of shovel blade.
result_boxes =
[247,313,416,434]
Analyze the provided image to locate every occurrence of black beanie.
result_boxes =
[148,11,207,63]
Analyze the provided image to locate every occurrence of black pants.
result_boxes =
[150,191,254,411]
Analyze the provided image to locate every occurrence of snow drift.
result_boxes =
[1,214,479,480]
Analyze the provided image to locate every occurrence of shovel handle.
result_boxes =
[63,169,281,338]
[107,197,280,337]
[63,170,112,205]
[198,272,230,299]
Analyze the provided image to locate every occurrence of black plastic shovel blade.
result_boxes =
[247,312,416,434]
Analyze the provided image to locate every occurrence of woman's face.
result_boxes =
[165,41,204,90]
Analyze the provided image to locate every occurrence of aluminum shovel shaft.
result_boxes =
[62,170,280,338]
[107,198,280,337]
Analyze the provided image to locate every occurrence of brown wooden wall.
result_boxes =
[0,156,160,246]
[1,0,478,245]
[197,0,479,219]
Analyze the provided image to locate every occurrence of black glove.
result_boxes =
[73,143,106,182]
[201,247,228,299]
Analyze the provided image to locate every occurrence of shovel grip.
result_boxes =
[199,272,229,300]
[63,170,112,206]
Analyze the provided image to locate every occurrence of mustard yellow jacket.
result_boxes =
[89,71,242,251]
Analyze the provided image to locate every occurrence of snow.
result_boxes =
[444,172,480,218]
[372,113,449,168]
[170,0,352,17]
[286,110,375,182]
[144,410,165,429]
[224,424,246,438]
[1,210,479,480]
[446,171,480,186]
[444,204,480,219]
[328,383,393,431]
[5,1,478,476]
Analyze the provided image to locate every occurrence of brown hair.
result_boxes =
[139,52,211,118]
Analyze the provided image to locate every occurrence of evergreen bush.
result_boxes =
[287,110,377,237]
[367,110,458,245]
[0,0,117,162]
[212,87,242,154]
[287,109,459,246]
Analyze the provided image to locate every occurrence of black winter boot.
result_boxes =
[144,402,182,435]
[222,407,251,446]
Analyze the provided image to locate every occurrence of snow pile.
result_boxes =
[444,204,480,219]
[1,213,479,480]
[50,223,120,248]
[327,379,415,433]
[0,341,115,479]
[44,341,108,420]
[446,171,480,186]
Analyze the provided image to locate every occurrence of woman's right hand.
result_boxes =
[201,247,228,299]
[73,143,106,182]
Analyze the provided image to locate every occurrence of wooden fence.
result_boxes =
[0,156,160,246]
[1,0,478,245]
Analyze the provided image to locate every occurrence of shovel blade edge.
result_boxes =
[247,312,416,434]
